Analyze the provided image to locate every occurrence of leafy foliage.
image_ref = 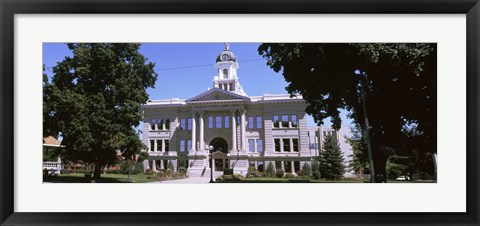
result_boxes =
[43,43,157,179]
[346,125,369,174]
[258,43,436,182]
[301,162,312,177]
[319,135,345,180]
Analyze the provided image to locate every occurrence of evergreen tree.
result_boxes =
[319,134,345,180]
[43,43,157,179]
[311,160,321,179]
[266,162,276,178]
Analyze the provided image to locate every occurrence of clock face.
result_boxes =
[221,54,230,61]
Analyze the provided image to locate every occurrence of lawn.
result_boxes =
[237,177,367,183]
[219,177,422,183]
[45,173,160,183]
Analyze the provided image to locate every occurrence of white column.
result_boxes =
[199,112,204,153]
[227,83,230,91]
[191,112,197,152]
[241,111,246,151]
[152,160,157,171]
[291,161,294,173]
[231,111,237,152]
[162,119,166,130]
[154,139,157,152]
[161,140,165,152]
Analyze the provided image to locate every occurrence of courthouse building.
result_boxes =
[142,44,353,177]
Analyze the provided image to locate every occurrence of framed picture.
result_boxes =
[1,0,479,225]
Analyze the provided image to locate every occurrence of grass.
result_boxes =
[219,177,425,183]
[236,177,367,183]
[45,173,161,183]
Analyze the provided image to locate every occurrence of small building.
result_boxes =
[43,136,63,175]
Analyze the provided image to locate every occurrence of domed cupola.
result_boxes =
[216,43,237,63]
[212,43,246,96]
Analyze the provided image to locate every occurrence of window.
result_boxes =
[165,140,169,152]
[208,116,213,128]
[323,131,326,136]
[248,116,254,129]
[187,140,192,151]
[283,138,290,152]
[249,161,255,168]
[292,138,299,152]
[256,116,262,129]
[275,161,282,170]
[157,139,163,152]
[165,119,170,130]
[150,140,154,151]
[179,140,185,152]
[180,118,186,130]
[224,116,230,128]
[187,118,192,130]
[284,161,292,172]
[281,115,289,128]
[216,116,222,128]
[151,119,156,130]
[248,139,255,152]
[257,139,263,152]
[273,115,279,128]
[223,69,228,78]
[294,161,300,173]
[158,119,164,130]
[291,114,297,127]
[274,139,281,152]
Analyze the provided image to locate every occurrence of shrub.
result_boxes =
[276,169,285,178]
[285,173,295,178]
[216,174,243,182]
[145,169,156,175]
[119,160,133,174]
[131,162,144,175]
[178,166,187,175]
[302,163,312,177]
[247,166,257,177]
[311,160,320,179]
[266,162,276,178]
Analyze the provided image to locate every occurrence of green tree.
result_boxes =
[266,162,276,178]
[311,159,321,179]
[345,124,369,175]
[319,135,345,180]
[258,43,436,182]
[44,43,157,179]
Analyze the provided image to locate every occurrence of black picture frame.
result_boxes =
[1,0,479,225]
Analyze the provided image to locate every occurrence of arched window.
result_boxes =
[223,69,228,78]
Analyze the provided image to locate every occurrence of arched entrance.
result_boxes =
[209,137,229,171]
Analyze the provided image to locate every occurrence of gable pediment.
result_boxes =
[186,88,250,103]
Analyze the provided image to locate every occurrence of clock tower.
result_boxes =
[213,43,246,95]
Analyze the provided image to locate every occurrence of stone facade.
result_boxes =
[142,44,354,178]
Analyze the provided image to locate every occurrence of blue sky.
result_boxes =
[43,43,352,127]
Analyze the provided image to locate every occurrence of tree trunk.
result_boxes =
[93,162,102,180]
[373,157,387,183]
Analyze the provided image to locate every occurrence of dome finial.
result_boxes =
[224,43,230,51]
